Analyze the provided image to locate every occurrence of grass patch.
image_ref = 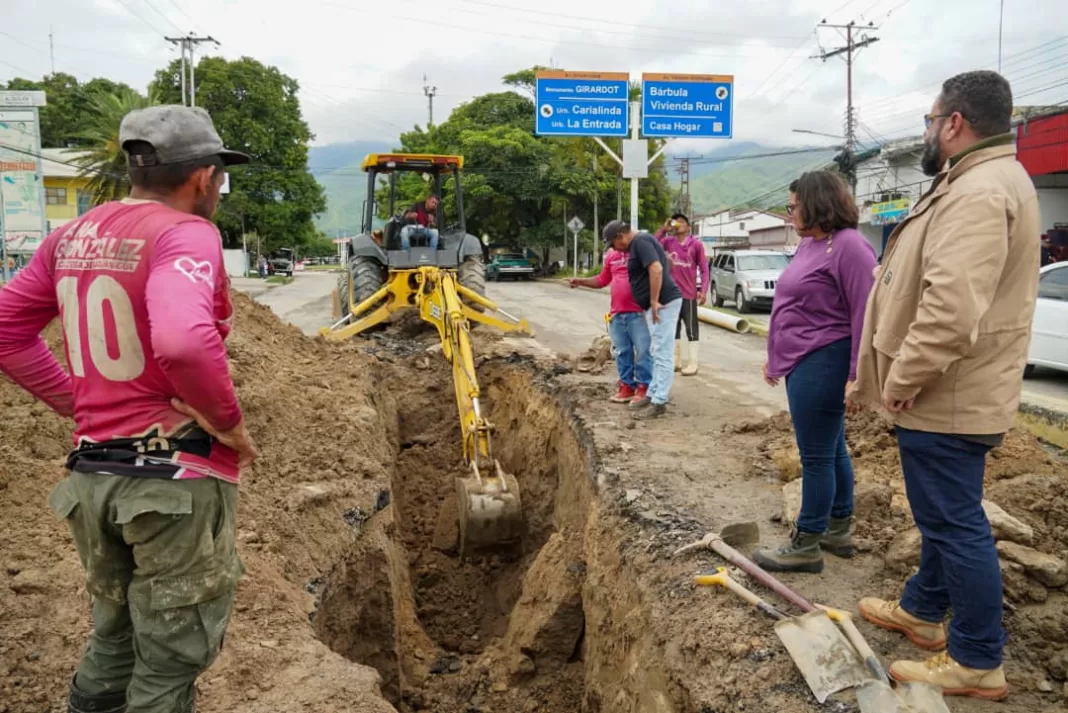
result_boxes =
[265,276,294,285]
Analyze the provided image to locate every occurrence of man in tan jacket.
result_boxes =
[849,70,1039,701]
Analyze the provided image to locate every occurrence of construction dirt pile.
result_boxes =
[0,291,621,713]
[744,409,1068,689]
[6,284,1068,713]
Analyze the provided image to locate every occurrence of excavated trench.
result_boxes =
[312,360,686,713]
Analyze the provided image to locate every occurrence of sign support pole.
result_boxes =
[629,101,640,230]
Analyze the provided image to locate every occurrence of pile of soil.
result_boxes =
[0,291,598,713]
[0,293,399,713]
[744,409,1068,688]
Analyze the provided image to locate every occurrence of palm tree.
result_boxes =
[74,87,159,205]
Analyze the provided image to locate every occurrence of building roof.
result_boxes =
[40,148,91,179]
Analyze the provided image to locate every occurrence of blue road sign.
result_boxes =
[641,73,734,139]
[534,70,629,138]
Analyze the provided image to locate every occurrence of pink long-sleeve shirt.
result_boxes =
[656,230,709,301]
[594,248,642,314]
[0,198,243,483]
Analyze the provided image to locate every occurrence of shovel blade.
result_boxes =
[719,521,760,548]
[774,611,873,703]
[856,680,909,713]
[897,682,952,713]
[854,679,952,713]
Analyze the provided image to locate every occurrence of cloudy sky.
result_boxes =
[3,0,1066,153]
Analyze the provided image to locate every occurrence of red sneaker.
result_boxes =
[630,384,650,407]
[611,383,635,403]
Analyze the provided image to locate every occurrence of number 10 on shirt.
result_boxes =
[56,275,147,382]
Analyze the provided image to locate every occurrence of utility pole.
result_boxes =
[995,0,1003,71]
[814,20,879,195]
[423,74,438,127]
[49,26,55,75]
[165,34,220,107]
[678,157,691,216]
[592,156,599,266]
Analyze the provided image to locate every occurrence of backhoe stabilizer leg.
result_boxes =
[319,282,396,340]
[454,285,533,335]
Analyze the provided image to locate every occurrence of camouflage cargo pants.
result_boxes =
[48,472,244,713]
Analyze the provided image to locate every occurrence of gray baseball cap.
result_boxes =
[119,105,250,166]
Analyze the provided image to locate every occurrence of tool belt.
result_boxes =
[66,427,214,476]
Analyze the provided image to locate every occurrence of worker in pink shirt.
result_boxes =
[656,213,709,375]
[569,247,652,406]
[0,105,257,713]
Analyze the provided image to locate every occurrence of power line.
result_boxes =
[112,0,169,35]
[314,0,805,60]
[139,0,185,33]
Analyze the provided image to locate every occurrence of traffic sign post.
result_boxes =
[641,73,734,139]
[535,71,629,138]
[567,216,585,276]
[532,71,735,242]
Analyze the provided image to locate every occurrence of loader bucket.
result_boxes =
[456,460,523,560]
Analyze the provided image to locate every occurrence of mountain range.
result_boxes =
[309,139,839,235]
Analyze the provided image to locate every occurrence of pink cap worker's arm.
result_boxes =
[0,252,75,417]
[695,240,710,298]
[145,222,243,433]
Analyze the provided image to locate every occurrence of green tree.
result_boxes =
[72,86,159,204]
[150,56,326,252]
[383,68,671,264]
[3,73,140,148]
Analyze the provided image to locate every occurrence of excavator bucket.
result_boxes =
[456,460,523,560]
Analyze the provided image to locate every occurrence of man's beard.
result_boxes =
[920,136,943,177]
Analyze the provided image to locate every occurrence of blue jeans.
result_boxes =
[897,427,1005,669]
[785,337,855,534]
[644,298,683,405]
[608,311,651,389]
[400,226,439,250]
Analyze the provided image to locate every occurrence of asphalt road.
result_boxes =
[235,271,1068,415]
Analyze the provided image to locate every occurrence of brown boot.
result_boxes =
[858,598,946,651]
[890,652,1008,701]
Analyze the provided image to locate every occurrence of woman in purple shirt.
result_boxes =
[753,170,877,574]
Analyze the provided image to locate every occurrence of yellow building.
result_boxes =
[40,148,96,232]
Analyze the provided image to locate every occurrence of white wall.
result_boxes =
[695,210,786,239]
[223,249,248,278]
[1037,189,1068,230]
[855,146,933,223]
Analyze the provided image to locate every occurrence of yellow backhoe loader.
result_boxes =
[319,153,532,560]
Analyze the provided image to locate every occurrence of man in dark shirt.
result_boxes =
[603,220,683,418]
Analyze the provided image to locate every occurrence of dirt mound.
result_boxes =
[0,292,398,713]
[750,408,1068,687]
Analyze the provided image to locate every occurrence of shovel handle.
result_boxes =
[696,568,787,620]
[708,537,817,613]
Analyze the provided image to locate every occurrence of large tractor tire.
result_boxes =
[339,256,386,320]
[457,256,486,313]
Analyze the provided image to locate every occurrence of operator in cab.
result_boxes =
[400,193,441,250]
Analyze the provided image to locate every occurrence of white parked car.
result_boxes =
[1026,261,1068,376]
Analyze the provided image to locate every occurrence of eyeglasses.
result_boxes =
[923,113,949,128]
[924,112,970,129]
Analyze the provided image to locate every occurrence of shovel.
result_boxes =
[694,566,873,703]
[678,527,951,713]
